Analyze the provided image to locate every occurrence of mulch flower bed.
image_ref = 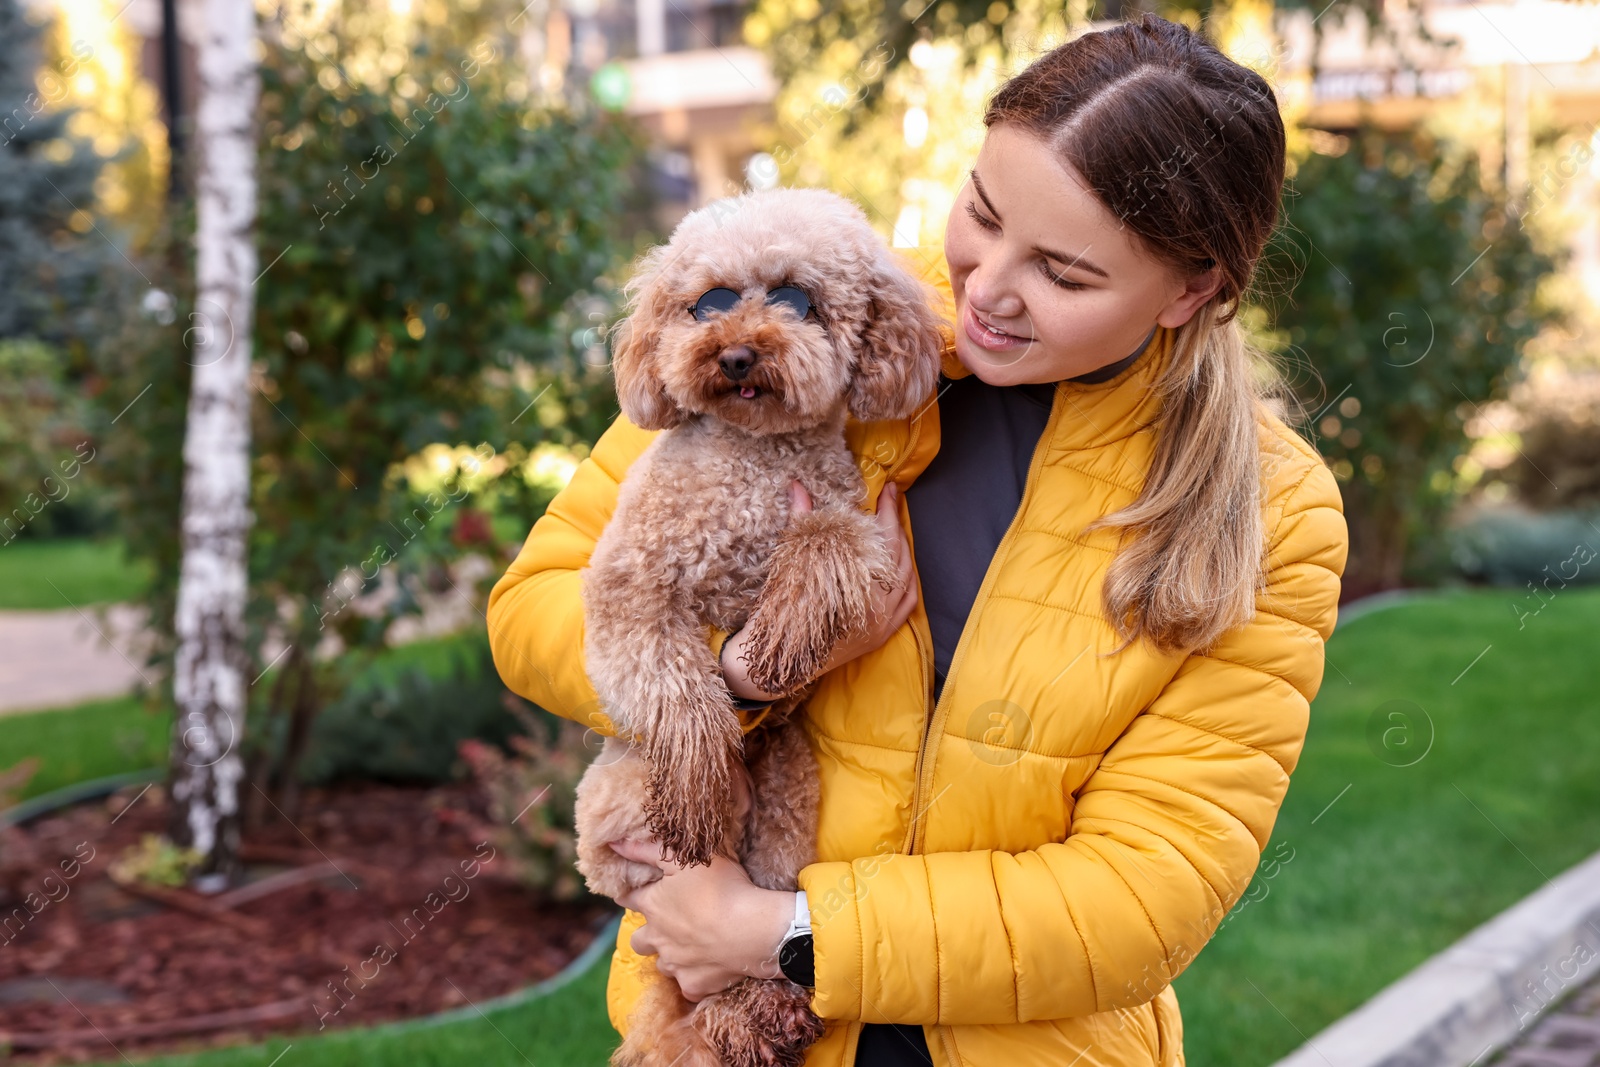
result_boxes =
[0,781,615,1063]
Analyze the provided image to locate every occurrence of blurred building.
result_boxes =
[520,0,777,223]
[1272,0,1600,301]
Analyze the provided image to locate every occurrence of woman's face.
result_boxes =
[943,123,1223,386]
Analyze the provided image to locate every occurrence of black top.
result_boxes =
[906,329,1155,706]
[850,328,1154,1067]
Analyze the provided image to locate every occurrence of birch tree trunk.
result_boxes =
[169,0,260,880]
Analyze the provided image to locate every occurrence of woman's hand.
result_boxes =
[610,837,795,1002]
[721,479,918,702]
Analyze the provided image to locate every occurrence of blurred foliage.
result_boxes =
[744,0,1081,243]
[458,707,594,904]
[110,832,204,888]
[0,0,113,350]
[1262,130,1559,595]
[295,630,525,786]
[741,0,1388,249]
[98,0,650,815]
[1504,377,1600,511]
[0,0,127,539]
[0,340,106,541]
[37,0,169,250]
[1449,506,1600,592]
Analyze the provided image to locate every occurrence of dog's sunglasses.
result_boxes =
[689,285,815,322]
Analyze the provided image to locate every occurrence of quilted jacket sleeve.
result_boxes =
[795,451,1348,1025]
[486,415,776,740]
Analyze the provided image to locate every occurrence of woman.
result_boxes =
[487,13,1348,1066]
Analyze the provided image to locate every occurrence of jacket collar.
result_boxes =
[876,326,1177,483]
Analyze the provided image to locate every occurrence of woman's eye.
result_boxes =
[1039,260,1087,291]
[964,201,999,232]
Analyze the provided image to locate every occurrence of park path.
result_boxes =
[0,556,498,717]
[0,605,151,717]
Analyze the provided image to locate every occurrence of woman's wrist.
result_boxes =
[719,626,784,703]
[736,884,795,981]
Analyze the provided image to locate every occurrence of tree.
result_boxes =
[0,0,107,348]
[99,0,648,839]
[168,0,260,879]
[0,0,123,508]
[238,4,645,814]
[1265,130,1558,596]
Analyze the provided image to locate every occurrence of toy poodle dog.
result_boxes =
[572,187,944,1067]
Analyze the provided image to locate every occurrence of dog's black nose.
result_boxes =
[718,345,757,381]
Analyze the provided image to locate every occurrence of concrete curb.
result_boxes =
[1271,848,1600,1067]
[0,768,162,828]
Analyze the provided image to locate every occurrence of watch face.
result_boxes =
[779,933,815,988]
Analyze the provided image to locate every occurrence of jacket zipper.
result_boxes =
[898,384,1062,1067]
[905,381,1063,856]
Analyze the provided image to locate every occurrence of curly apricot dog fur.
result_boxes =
[573,188,943,1066]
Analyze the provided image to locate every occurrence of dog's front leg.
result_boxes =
[737,504,896,698]
[583,553,745,868]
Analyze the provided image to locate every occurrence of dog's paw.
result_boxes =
[699,979,826,1067]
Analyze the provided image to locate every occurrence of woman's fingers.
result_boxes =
[895,563,918,616]
[610,837,665,866]
[790,479,812,514]
[877,482,900,540]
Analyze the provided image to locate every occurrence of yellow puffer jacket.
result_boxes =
[487,262,1348,1067]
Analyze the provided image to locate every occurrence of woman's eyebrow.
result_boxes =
[971,169,1110,280]
[1039,241,1109,280]
[971,170,1004,222]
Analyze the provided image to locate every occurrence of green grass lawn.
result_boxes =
[130,951,618,1067]
[0,695,169,800]
[0,538,152,609]
[1172,585,1600,1065]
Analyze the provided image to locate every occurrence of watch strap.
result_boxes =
[777,891,814,987]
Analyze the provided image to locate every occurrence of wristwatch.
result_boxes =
[776,890,814,988]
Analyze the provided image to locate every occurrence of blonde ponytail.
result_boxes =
[1087,304,1271,654]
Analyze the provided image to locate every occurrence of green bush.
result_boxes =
[98,0,650,806]
[1448,505,1600,590]
[0,339,106,542]
[1504,378,1600,511]
[458,708,595,904]
[1266,131,1558,596]
[296,631,525,786]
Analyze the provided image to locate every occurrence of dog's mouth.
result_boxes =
[722,379,771,401]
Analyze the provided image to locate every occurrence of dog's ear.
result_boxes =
[611,246,687,431]
[847,251,945,423]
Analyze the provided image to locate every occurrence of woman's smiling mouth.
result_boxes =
[963,301,1034,352]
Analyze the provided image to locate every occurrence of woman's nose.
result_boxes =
[965,264,1025,319]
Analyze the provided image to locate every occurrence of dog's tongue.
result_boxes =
[739,385,757,399]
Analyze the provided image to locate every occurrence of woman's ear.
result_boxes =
[1155,264,1227,329]
[847,252,945,423]
[611,247,687,431]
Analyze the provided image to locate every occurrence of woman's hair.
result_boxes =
[984,13,1286,655]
